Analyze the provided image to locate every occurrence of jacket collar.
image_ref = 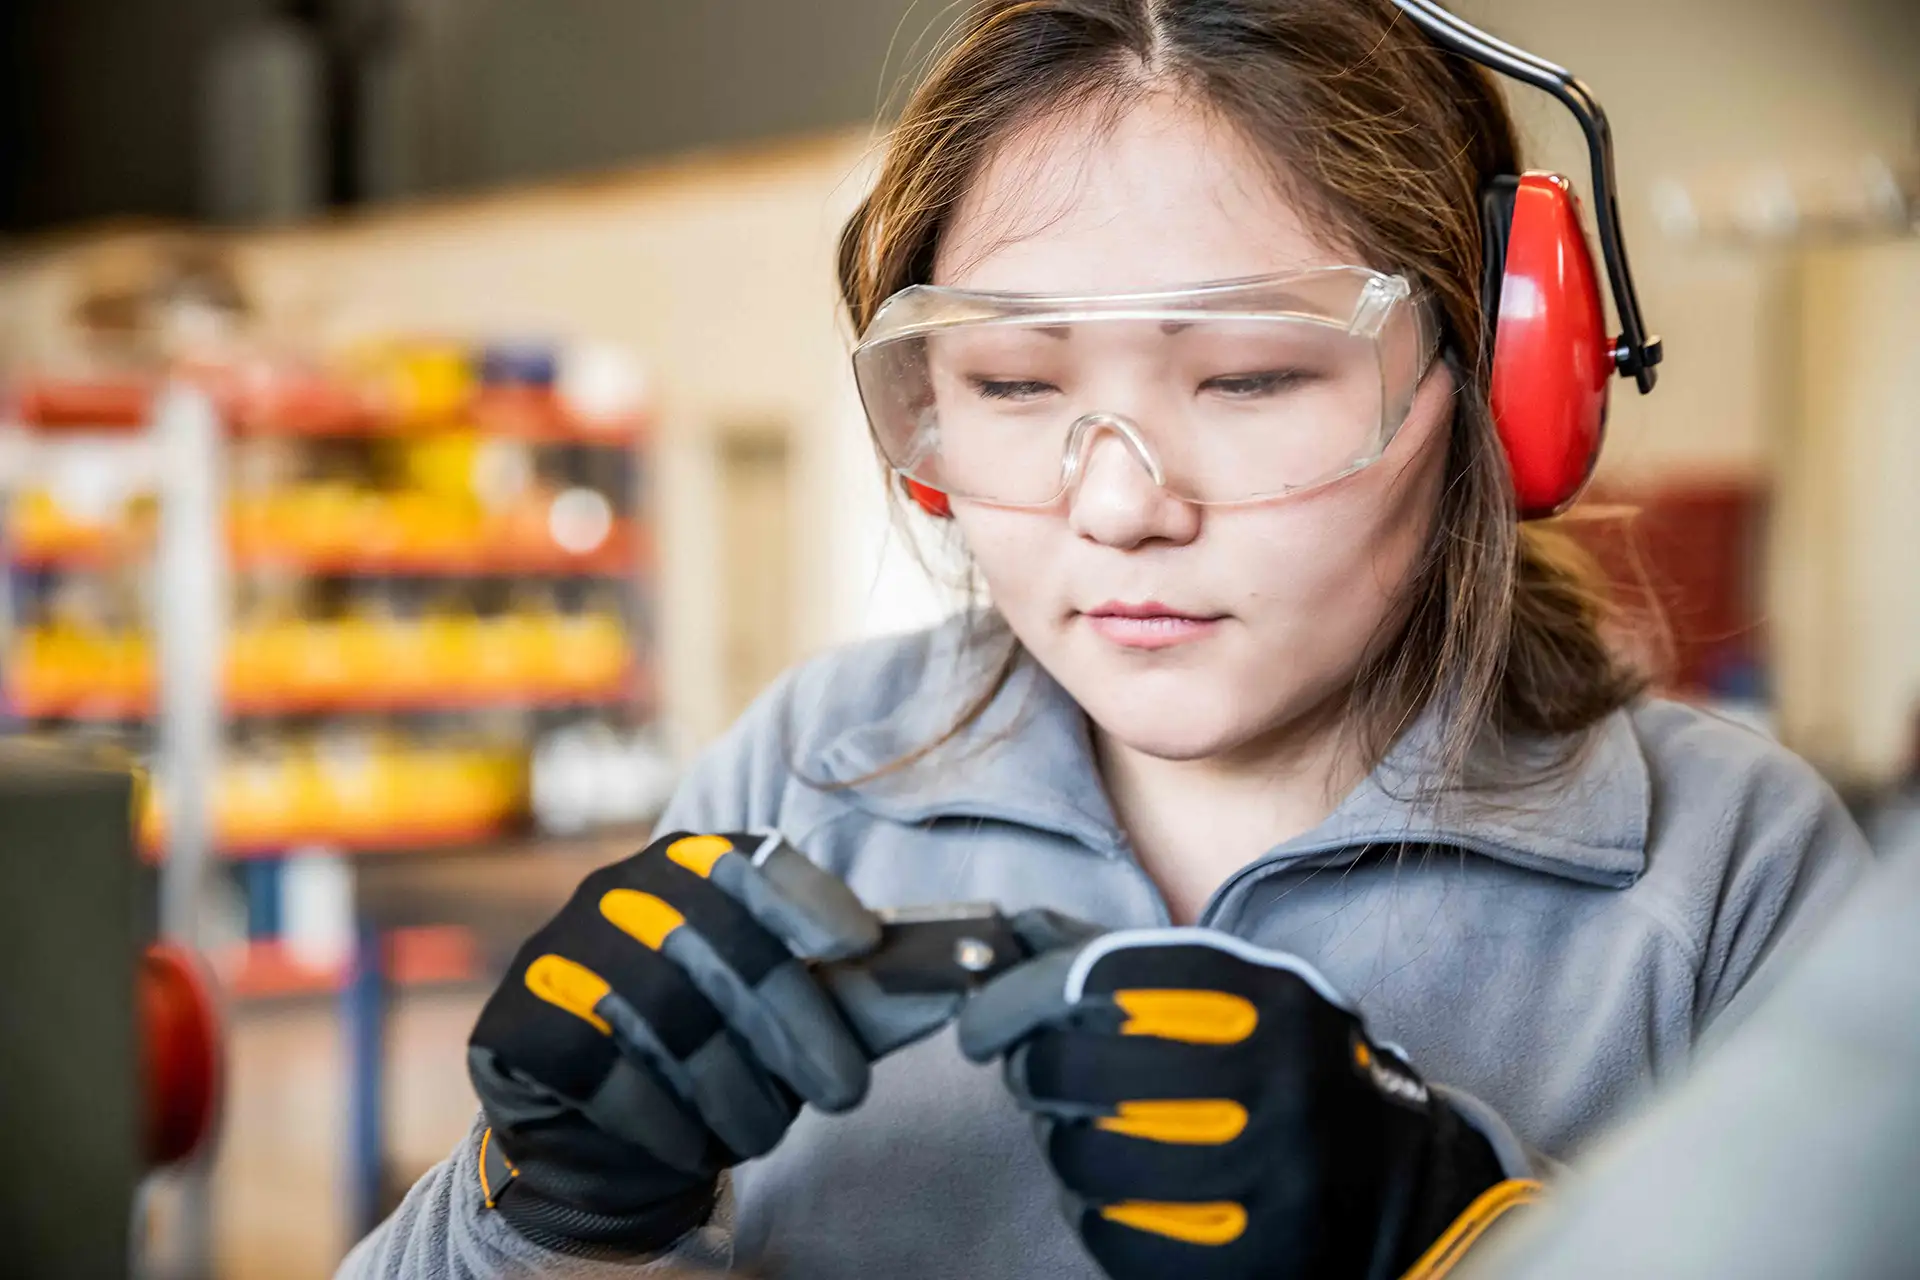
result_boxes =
[813,628,1649,888]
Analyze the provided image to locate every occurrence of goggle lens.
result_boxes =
[853,269,1434,507]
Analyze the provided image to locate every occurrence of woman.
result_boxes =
[342,1,1868,1277]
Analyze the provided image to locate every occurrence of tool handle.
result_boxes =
[813,905,1030,1057]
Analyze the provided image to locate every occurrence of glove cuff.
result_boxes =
[1371,1085,1514,1279]
[1398,1177,1544,1279]
[479,1126,718,1260]
[1430,1084,1537,1181]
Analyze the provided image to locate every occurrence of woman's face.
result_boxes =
[931,93,1455,763]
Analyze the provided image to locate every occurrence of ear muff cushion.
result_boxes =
[1485,172,1613,520]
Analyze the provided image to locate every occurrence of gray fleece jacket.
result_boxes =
[340,617,1870,1279]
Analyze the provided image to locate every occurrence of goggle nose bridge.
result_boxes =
[1060,412,1166,492]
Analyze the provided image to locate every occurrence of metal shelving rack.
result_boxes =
[1,351,666,1268]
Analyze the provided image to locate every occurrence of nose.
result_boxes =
[1063,414,1201,549]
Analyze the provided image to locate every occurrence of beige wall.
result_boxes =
[1772,238,1920,784]
[1461,0,1920,483]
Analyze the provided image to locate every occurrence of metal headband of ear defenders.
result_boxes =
[1391,0,1661,392]
[851,265,1440,508]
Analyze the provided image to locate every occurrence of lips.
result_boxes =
[1081,601,1225,650]
[1087,600,1213,621]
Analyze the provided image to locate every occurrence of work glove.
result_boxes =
[957,926,1541,1280]
[467,830,897,1259]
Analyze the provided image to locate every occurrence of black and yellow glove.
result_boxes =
[957,927,1541,1280]
[467,830,893,1259]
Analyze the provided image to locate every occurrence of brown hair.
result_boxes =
[836,0,1644,789]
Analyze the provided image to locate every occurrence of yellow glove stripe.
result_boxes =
[524,954,613,1035]
[1114,989,1259,1044]
[665,834,734,878]
[1096,1098,1249,1145]
[1399,1177,1544,1280]
[1100,1200,1248,1246]
[599,888,687,949]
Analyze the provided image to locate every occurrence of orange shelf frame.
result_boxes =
[209,817,518,862]
[6,675,638,722]
[467,389,647,446]
[225,377,378,438]
[13,376,647,446]
[12,522,648,579]
[230,521,647,578]
[139,812,531,863]
[8,539,145,572]
[12,378,155,429]
[219,925,482,999]
[228,385,647,445]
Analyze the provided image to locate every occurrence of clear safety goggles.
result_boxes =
[852,266,1440,507]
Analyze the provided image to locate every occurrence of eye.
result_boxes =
[1200,369,1314,398]
[970,376,1059,402]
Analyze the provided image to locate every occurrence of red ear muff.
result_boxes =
[1394,2,1661,520]
[1393,2,1663,513]
[901,475,952,518]
[1485,172,1614,518]
[1483,177,1618,520]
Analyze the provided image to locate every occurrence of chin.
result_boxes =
[1078,689,1259,762]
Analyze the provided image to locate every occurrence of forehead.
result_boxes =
[932,91,1352,294]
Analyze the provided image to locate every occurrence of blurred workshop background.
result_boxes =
[0,0,1913,1276]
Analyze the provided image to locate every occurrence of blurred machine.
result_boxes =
[0,740,220,1279]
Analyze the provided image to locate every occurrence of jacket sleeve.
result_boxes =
[334,672,805,1279]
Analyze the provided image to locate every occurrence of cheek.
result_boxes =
[950,506,1055,610]
[1240,384,1450,623]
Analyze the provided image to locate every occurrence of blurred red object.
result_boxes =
[219,924,481,997]
[139,942,222,1167]
[1570,479,1767,696]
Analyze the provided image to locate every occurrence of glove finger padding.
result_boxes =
[468,976,720,1176]
[708,831,881,961]
[1010,1032,1280,1203]
[610,833,874,1110]
[467,830,882,1256]
[957,927,1517,1280]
